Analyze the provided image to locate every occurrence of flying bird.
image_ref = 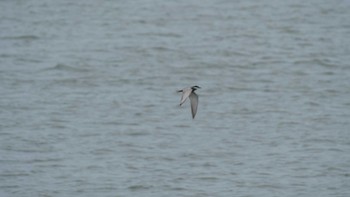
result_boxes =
[177,86,200,119]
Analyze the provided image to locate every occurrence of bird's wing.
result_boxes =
[180,88,192,106]
[189,92,198,119]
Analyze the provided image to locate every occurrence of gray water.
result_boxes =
[1,0,350,196]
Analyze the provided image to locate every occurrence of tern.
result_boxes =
[177,86,200,119]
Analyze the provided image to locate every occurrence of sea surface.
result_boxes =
[1,0,350,196]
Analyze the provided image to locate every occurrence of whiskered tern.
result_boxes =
[177,86,200,119]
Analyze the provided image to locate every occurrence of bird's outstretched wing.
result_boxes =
[180,88,192,106]
[189,92,198,119]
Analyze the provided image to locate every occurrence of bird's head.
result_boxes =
[191,85,201,90]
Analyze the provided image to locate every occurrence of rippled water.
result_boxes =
[1,0,350,196]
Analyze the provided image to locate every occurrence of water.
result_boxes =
[1,0,350,196]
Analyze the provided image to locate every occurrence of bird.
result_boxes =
[177,86,200,119]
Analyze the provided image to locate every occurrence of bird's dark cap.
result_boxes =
[192,85,201,89]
